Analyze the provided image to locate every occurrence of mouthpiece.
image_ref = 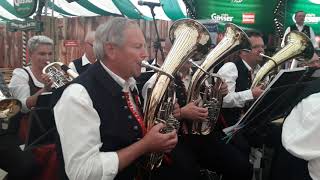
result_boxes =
[140,61,174,79]
[242,49,273,60]
[259,53,273,60]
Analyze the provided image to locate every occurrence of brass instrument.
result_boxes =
[0,76,21,129]
[143,18,211,170]
[186,23,250,135]
[42,62,79,88]
[251,30,314,88]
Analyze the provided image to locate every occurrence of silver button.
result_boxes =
[124,106,128,109]
[128,115,132,119]
[133,125,139,131]
[121,96,125,99]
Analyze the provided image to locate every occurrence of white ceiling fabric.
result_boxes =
[0,0,187,21]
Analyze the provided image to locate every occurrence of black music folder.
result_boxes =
[225,66,320,137]
[24,92,56,150]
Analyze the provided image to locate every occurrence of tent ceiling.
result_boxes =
[0,0,187,21]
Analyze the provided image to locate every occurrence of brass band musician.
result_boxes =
[140,38,253,180]
[53,17,178,180]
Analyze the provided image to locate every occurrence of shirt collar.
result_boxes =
[242,59,253,71]
[99,61,136,92]
[295,24,304,28]
[82,54,96,66]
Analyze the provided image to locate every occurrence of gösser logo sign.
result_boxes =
[14,0,38,18]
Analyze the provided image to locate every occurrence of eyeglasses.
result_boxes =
[251,45,266,50]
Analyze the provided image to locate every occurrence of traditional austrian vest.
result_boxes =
[174,74,188,107]
[73,57,91,74]
[221,59,252,126]
[54,62,145,180]
[81,62,144,179]
[290,24,311,38]
[22,68,41,95]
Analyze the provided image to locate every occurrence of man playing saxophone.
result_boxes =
[217,31,265,127]
[53,17,178,180]
[141,37,253,180]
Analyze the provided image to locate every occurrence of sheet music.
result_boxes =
[225,66,309,134]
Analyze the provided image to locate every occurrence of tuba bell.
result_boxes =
[143,18,211,170]
[42,62,79,88]
[0,76,22,129]
[186,23,250,135]
[251,30,314,89]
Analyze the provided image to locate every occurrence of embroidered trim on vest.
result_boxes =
[123,92,146,135]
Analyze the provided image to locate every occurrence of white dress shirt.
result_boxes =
[68,54,95,74]
[8,67,44,113]
[54,61,137,180]
[217,60,254,108]
[281,24,318,48]
[282,92,320,180]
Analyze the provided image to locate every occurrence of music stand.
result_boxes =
[225,66,319,137]
[24,92,56,150]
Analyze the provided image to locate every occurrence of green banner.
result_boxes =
[285,0,320,35]
[195,0,277,34]
[7,20,43,32]
[14,0,38,18]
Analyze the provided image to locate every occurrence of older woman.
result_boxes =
[9,35,53,113]
[2,35,57,180]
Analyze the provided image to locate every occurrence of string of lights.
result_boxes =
[182,0,196,19]
[274,0,285,38]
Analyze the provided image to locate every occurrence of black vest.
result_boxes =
[221,59,252,126]
[290,24,311,38]
[55,61,144,180]
[22,68,41,95]
[4,68,41,134]
[73,57,91,74]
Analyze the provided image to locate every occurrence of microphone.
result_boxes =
[138,1,161,8]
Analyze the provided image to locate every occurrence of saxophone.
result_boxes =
[251,30,314,88]
[186,23,250,135]
[143,18,211,170]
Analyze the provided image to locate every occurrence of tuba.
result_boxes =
[42,62,79,88]
[143,18,211,170]
[251,30,314,88]
[0,76,21,129]
[186,23,250,135]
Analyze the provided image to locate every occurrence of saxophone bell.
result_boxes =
[251,30,314,89]
[0,77,22,128]
[143,18,211,170]
[186,23,250,135]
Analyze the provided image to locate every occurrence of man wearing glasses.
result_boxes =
[68,31,96,74]
[217,31,265,128]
